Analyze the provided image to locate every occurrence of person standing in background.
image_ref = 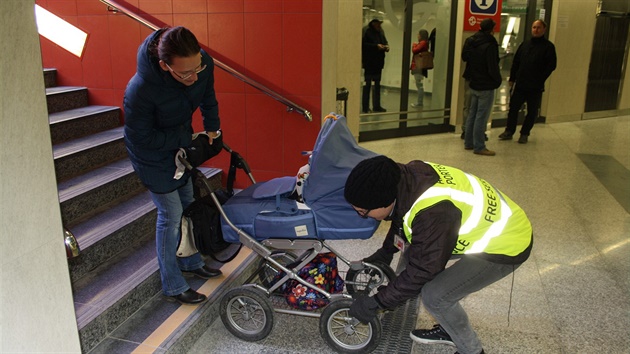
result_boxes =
[362,18,390,113]
[461,18,502,156]
[499,19,557,144]
[410,29,430,109]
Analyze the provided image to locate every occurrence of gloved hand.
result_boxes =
[363,247,394,266]
[349,295,380,324]
[185,132,223,168]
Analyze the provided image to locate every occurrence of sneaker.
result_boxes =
[373,107,387,112]
[455,350,485,354]
[362,108,371,114]
[411,103,423,108]
[498,131,513,140]
[474,149,496,156]
[409,324,455,346]
[464,146,473,150]
[460,131,465,139]
[518,135,528,144]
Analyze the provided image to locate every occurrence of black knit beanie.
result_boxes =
[344,156,401,209]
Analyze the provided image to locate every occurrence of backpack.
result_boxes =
[179,189,241,263]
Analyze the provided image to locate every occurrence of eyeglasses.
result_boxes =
[355,208,372,219]
[164,61,207,80]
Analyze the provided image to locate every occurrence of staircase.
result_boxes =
[45,68,256,353]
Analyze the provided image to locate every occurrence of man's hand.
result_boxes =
[349,295,380,324]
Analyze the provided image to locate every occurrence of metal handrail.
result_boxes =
[99,0,312,122]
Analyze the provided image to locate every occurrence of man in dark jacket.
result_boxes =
[362,18,390,113]
[124,26,222,305]
[345,156,533,354]
[499,19,557,144]
[461,18,502,156]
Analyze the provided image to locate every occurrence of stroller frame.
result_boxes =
[181,114,396,353]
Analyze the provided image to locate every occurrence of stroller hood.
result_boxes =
[303,114,379,203]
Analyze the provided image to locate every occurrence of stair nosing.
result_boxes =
[52,126,124,159]
[57,159,134,202]
[49,105,119,125]
[45,86,87,95]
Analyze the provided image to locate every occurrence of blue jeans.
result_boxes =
[421,256,520,354]
[464,88,495,152]
[150,177,205,296]
[413,73,424,105]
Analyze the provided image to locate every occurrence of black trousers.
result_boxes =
[505,86,543,136]
[363,71,383,111]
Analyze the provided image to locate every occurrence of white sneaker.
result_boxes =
[411,103,423,108]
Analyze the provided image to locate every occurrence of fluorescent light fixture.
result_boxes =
[34,5,88,58]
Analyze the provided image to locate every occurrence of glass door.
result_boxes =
[359,0,455,141]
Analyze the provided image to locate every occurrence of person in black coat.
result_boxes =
[124,26,222,305]
[499,19,557,144]
[362,18,390,113]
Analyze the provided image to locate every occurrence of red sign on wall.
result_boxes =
[463,0,502,32]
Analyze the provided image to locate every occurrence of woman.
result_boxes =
[410,29,430,108]
[124,26,222,305]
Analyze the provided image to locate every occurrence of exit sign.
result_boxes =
[464,0,502,32]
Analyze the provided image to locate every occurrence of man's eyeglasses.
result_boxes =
[355,208,371,219]
[164,62,207,80]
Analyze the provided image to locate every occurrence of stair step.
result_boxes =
[66,191,156,283]
[43,68,57,88]
[74,235,161,352]
[46,86,89,114]
[68,167,222,352]
[58,159,145,226]
[49,105,121,144]
[66,167,222,281]
[52,126,126,182]
[85,248,257,354]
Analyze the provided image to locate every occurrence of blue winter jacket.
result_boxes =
[124,29,220,193]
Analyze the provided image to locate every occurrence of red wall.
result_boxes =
[37,0,323,188]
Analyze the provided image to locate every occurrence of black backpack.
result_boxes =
[180,174,241,263]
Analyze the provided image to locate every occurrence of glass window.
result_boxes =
[360,0,453,140]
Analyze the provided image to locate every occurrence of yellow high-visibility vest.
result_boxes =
[403,163,532,256]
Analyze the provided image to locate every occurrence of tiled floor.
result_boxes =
[189,115,630,354]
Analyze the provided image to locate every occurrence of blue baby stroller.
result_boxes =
[203,114,396,353]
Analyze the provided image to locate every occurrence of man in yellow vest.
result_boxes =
[344,155,533,354]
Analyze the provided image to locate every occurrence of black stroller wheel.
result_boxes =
[319,298,381,353]
[345,261,396,296]
[220,286,274,341]
[257,250,298,288]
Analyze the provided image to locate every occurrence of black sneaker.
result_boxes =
[409,324,455,346]
[455,350,485,354]
[518,135,528,144]
[373,107,387,112]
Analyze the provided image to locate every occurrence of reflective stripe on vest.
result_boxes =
[402,163,532,256]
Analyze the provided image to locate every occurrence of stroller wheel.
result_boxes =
[345,261,396,296]
[220,286,274,341]
[258,250,298,288]
[319,298,381,353]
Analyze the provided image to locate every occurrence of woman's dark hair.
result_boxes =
[156,26,201,64]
